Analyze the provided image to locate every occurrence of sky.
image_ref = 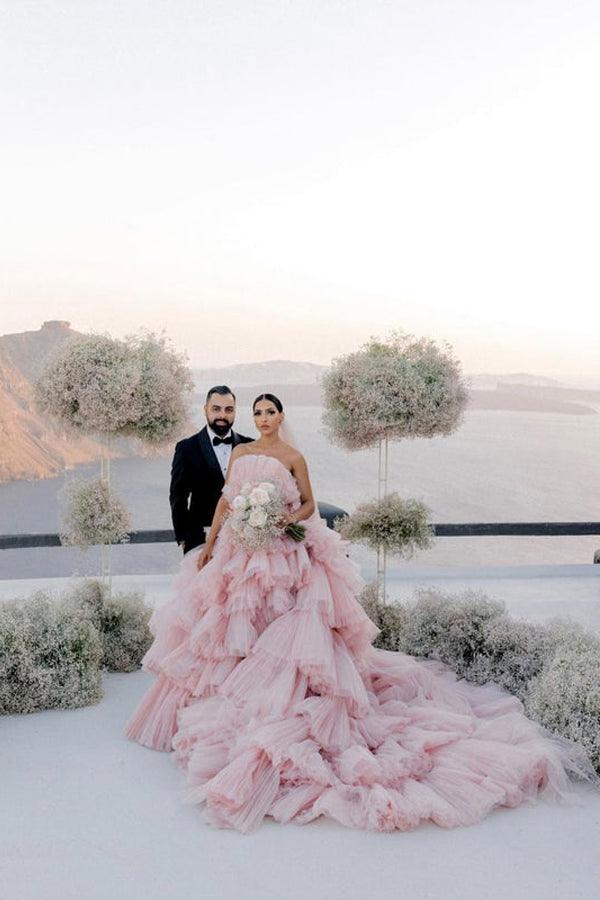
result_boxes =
[1,0,599,379]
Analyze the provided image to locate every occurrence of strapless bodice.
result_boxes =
[221,453,302,510]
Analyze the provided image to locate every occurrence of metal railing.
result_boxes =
[2,519,600,551]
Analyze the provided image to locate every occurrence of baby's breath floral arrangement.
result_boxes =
[34,329,193,585]
[34,330,193,444]
[0,590,103,714]
[361,584,600,775]
[97,588,153,673]
[321,329,469,451]
[61,578,152,673]
[526,647,600,772]
[0,580,153,715]
[34,332,140,436]
[335,493,433,558]
[359,582,409,652]
[60,478,131,549]
[229,480,305,550]
[123,331,194,445]
[321,330,467,598]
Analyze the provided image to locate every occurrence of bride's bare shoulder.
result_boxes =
[288,448,307,471]
[278,439,300,457]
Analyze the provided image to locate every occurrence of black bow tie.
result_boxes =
[212,435,233,446]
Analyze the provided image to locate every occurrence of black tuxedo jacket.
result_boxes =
[169,425,254,552]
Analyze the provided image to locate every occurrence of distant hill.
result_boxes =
[222,383,324,407]
[467,377,599,415]
[466,372,568,390]
[192,360,326,389]
[195,365,586,394]
[467,389,596,416]
[0,319,76,383]
[0,321,124,483]
[498,383,600,404]
[192,365,598,415]
[193,381,598,416]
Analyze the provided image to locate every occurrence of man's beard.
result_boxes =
[210,418,232,437]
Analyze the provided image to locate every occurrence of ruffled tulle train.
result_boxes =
[125,454,598,832]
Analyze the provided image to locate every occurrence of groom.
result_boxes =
[169,385,253,555]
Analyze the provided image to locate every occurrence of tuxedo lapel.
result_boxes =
[196,426,224,484]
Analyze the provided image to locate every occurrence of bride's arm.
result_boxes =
[197,446,243,569]
[283,455,316,525]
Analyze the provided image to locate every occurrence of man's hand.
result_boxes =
[196,545,213,571]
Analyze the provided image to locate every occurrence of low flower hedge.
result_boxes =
[1,580,152,715]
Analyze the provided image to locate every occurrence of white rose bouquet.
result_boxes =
[228,480,306,550]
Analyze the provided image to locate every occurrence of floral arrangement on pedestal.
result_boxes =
[34,329,193,589]
[323,329,468,598]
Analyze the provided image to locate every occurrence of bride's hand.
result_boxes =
[196,545,213,571]
[278,513,296,528]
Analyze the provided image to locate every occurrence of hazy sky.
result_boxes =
[2,1,599,377]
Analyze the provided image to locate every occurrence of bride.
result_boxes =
[126,393,596,833]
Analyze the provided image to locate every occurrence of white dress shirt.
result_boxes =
[206,424,233,478]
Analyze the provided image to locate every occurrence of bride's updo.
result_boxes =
[252,393,283,413]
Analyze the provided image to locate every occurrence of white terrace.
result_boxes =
[2,562,600,900]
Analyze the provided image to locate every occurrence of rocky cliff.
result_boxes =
[0,322,117,482]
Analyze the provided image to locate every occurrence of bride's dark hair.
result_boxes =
[252,392,283,413]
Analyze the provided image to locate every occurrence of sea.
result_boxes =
[1,407,599,580]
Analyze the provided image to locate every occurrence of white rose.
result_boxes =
[249,487,270,506]
[258,481,276,495]
[241,482,253,495]
[248,507,267,527]
[232,494,249,511]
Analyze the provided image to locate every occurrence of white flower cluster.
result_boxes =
[60,578,152,673]
[321,329,469,450]
[34,330,193,445]
[0,579,153,715]
[96,589,153,673]
[335,492,433,557]
[527,646,600,773]
[0,590,103,714]
[229,480,286,550]
[360,584,600,774]
[60,477,131,549]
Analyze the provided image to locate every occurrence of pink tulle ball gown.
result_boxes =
[126,453,595,833]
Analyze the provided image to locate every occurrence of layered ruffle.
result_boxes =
[126,453,595,831]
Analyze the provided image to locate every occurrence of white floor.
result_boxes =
[2,564,600,900]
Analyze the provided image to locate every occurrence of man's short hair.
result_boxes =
[206,385,236,404]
